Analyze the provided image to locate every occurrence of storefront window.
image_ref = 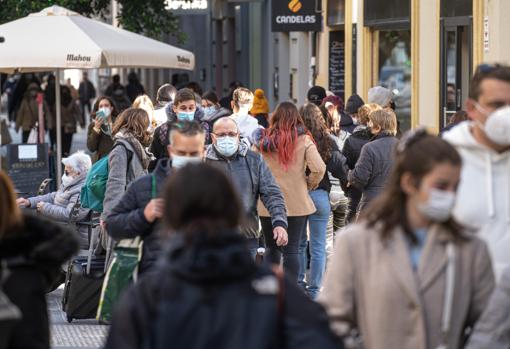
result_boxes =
[441,0,472,18]
[327,0,345,26]
[364,0,409,26]
[378,30,411,131]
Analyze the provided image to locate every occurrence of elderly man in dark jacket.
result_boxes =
[206,117,288,255]
[105,122,206,274]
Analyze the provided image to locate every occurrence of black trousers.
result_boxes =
[260,216,308,283]
[22,130,31,143]
[49,128,73,157]
[80,100,91,122]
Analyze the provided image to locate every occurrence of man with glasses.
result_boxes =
[443,63,510,279]
[205,117,288,257]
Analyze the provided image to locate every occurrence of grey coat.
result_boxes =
[348,133,397,212]
[205,143,288,239]
[466,267,510,349]
[101,138,148,221]
[28,174,86,222]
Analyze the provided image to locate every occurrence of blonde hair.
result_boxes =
[0,171,23,238]
[232,88,254,109]
[132,95,155,128]
[358,103,382,125]
[369,109,397,135]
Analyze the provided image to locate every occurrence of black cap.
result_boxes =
[345,94,365,115]
[307,86,327,106]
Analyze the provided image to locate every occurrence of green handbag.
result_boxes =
[96,174,156,323]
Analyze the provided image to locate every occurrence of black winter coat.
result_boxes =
[0,214,79,349]
[316,136,349,193]
[104,233,343,349]
[342,126,373,170]
[342,127,372,220]
[105,158,172,274]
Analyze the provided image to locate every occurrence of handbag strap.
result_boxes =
[151,174,157,199]
[440,243,456,346]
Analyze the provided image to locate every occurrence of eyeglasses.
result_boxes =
[214,132,238,138]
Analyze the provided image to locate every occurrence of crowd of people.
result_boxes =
[1,63,510,349]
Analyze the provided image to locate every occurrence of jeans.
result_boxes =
[298,189,331,299]
[261,216,307,283]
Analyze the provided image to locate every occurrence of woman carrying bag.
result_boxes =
[319,129,495,349]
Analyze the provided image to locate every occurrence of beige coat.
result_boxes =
[257,134,326,217]
[319,222,494,349]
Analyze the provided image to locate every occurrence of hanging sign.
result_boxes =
[272,0,322,32]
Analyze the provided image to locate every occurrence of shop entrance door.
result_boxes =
[440,17,472,129]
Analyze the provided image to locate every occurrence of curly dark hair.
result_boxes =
[300,103,333,162]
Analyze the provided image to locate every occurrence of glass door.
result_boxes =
[440,18,472,129]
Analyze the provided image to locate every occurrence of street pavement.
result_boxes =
[49,287,108,349]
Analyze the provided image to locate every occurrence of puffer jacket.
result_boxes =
[348,132,397,212]
[105,158,171,274]
[205,143,287,239]
[0,214,79,349]
[104,232,342,349]
[27,173,86,222]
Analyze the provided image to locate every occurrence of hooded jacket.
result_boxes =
[231,112,263,147]
[104,233,342,349]
[205,143,287,239]
[443,121,510,278]
[0,214,79,349]
[149,105,206,165]
[105,158,171,274]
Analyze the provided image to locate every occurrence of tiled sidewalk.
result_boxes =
[48,287,109,349]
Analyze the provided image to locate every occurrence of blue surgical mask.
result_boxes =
[204,106,216,117]
[177,111,195,122]
[171,155,202,169]
[215,136,239,157]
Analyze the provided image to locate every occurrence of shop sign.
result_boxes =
[272,0,322,32]
[166,0,208,14]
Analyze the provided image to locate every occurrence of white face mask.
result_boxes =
[171,155,202,169]
[418,188,456,223]
[482,106,510,146]
[61,174,74,187]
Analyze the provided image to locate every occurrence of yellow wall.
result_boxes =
[413,0,440,132]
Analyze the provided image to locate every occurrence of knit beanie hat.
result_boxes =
[368,86,393,107]
[345,94,365,114]
[250,89,269,115]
